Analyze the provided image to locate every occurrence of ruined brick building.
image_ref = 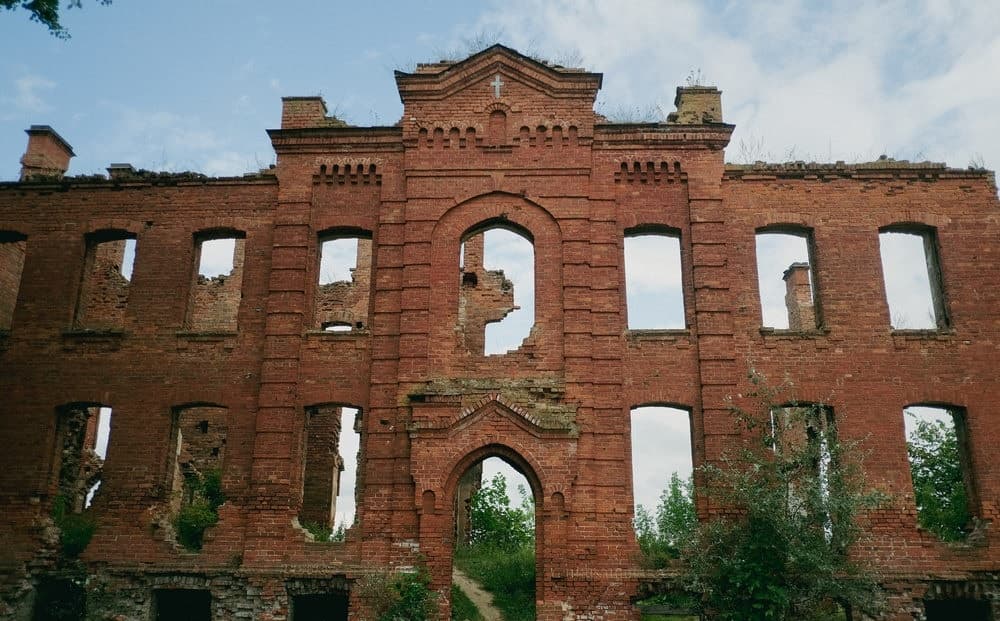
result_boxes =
[1,45,998,620]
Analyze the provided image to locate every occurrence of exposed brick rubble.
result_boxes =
[0,44,998,620]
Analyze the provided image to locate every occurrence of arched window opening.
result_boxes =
[904,405,976,541]
[453,456,536,621]
[0,232,27,331]
[755,229,820,330]
[53,403,112,513]
[624,231,685,330]
[300,405,361,541]
[879,226,948,330]
[458,226,534,355]
[75,230,136,329]
[188,232,245,331]
[630,406,694,564]
[170,405,228,550]
[316,235,372,331]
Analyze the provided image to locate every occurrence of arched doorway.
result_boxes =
[447,446,541,621]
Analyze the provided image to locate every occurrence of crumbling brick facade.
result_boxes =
[0,45,998,620]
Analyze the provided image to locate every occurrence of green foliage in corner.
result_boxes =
[677,369,886,621]
[51,494,96,557]
[0,0,112,39]
[175,468,225,551]
[906,414,971,541]
[359,565,437,621]
[635,472,697,568]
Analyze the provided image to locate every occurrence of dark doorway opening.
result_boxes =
[154,589,211,621]
[33,577,85,621]
[291,592,349,621]
[925,598,992,621]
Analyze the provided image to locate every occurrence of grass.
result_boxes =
[454,543,535,621]
[450,584,484,621]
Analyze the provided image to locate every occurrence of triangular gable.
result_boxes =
[394,44,602,104]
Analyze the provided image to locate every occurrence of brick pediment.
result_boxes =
[395,44,602,104]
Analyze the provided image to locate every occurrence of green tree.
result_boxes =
[679,370,885,620]
[635,472,696,567]
[1,0,111,39]
[468,474,533,550]
[906,414,970,541]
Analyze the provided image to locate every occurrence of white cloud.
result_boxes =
[90,103,257,176]
[0,74,56,119]
[475,0,1000,171]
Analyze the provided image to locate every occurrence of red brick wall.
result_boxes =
[0,238,26,329]
[75,237,131,329]
[0,46,998,621]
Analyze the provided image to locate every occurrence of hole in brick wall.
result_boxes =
[624,231,685,329]
[291,593,349,621]
[453,456,535,619]
[316,235,372,331]
[188,234,244,331]
[54,403,108,514]
[924,598,991,620]
[0,232,28,331]
[84,407,112,508]
[32,576,86,621]
[755,230,819,330]
[169,405,228,546]
[197,238,236,277]
[153,589,212,621]
[630,406,693,554]
[905,405,976,541]
[75,231,136,329]
[458,226,534,356]
[300,405,361,538]
[879,227,947,330]
[321,322,353,332]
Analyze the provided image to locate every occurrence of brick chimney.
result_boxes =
[783,262,816,331]
[280,96,350,130]
[667,86,723,124]
[19,125,74,180]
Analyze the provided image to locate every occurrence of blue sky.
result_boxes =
[4,1,995,515]
[3,1,999,179]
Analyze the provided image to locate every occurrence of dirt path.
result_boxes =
[452,568,503,621]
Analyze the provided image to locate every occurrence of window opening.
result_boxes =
[291,593,349,621]
[83,407,112,508]
[630,406,695,563]
[879,228,947,329]
[458,227,534,355]
[770,404,836,530]
[316,236,371,331]
[924,598,991,621]
[170,405,227,549]
[300,405,360,539]
[624,233,684,329]
[905,406,975,541]
[54,404,108,514]
[32,577,86,621]
[75,232,136,329]
[0,233,27,331]
[755,231,819,330]
[154,589,211,621]
[188,235,244,331]
[453,456,536,620]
